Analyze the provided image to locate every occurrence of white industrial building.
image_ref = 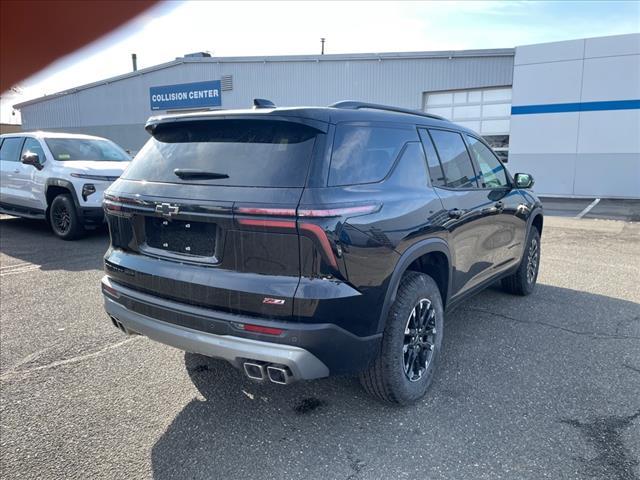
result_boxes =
[14,33,640,198]
[508,35,640,199]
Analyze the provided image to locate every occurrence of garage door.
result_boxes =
[424,87,512,163]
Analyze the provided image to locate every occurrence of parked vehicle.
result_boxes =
[0,131,130,239]
[101,100,543,404]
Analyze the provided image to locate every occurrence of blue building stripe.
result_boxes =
[511,99,640,115]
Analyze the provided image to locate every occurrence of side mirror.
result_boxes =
[21,152,43,170]
[514,172,534,189]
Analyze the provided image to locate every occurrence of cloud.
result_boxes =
[3,0,638,123]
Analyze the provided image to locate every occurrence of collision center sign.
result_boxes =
[149,80,221,110]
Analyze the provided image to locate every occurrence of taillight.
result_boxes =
[235,206,297,216]
[103,194,145,215]
[234,203,380,270]
[102,283,120,299]
[236,218,296,229]
[297,204,380,217]
[298,222,338,268]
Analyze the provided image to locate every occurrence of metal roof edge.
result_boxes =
[13,47,515,109]
[13,58,185,109]
[180,48,515,64]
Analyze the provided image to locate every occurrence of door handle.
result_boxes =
[448,208,465,219]
[494,201,504,212]
[13,169,20,173]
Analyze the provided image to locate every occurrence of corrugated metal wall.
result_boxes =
[19,53,514,150]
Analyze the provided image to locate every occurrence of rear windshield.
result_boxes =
[45,138,130,161]
[123,120,319,187]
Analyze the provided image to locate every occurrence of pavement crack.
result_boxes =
[561,410,640,480]
[0,337,139,382]
[345,450,365,479]
[623,363,640,375]
[468,308,640,340]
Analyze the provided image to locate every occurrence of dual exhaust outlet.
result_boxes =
[243,361,293,385]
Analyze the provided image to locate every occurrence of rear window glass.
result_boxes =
[45,138,129,161]
[329,125,417,186]
[123,120,318,187]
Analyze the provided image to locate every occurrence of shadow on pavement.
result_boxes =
[151,284,640,480]
[0,216,109,272]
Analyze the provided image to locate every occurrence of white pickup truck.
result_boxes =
[0,131,130,239]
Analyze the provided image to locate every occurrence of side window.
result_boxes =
[388,142,429,188]
[465,135,508,188]
[20,138,46,163]
[418,129,446,187]
[0,137,24,162]
[428,129,478,189]
[329,124,417,186]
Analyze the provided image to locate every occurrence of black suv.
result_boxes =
[102,100,542,405]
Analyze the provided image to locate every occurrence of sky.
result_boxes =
[1,0,639,123]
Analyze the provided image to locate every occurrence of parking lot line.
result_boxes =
[0,263,41,276]
[0,337,139,381]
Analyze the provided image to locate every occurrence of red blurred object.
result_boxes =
[0,0,157,93]
[242,324,284,336]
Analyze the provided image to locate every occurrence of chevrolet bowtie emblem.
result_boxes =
[156,203,179,218]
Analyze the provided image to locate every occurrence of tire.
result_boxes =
[360,271,444,405]
[49,194,83,240]
[501,227,541,296]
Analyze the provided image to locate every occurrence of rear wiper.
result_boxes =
[173,169,229,180]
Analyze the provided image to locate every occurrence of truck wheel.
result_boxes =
[49,194,83,240]
[360,271,444,405]
[501,227,541,296]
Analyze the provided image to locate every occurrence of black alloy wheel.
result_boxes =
[360,271,444,405]
[52,202,71,234]
[49,194,83,240]
[526,236,539,285]
[403,298,437,382]
[501,227,541,296]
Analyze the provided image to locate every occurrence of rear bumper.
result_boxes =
[101,276,381,379]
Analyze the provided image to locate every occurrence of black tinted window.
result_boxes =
[0,137,23,162]
[418,129,446,187]
[329,125,416,186]
[429,129,477,188]
[465,135,508,188]
[388,142,429,187]
[123,120,318,187]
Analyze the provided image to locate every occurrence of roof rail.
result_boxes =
[329,100,447,121]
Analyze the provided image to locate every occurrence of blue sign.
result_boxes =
[149,80,221,111]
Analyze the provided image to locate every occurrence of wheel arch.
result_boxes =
[531,210,543,235]
[376,238,452,333]
[45,179,81,211]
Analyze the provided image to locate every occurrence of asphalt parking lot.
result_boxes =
[1,213,639,480]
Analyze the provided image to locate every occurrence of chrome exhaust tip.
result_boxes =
[267,365,292,385]
[110,316,125,333]
[110,316,140,336]
[243,362,266,381]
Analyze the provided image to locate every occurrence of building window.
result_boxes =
[424,87,512,162]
